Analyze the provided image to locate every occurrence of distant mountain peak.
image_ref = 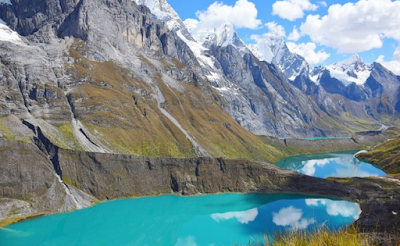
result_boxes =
[184,20,245,49]
[327,54,371,86]
[132,0,194,40]
[248,35,310,79]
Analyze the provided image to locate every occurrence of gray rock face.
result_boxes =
[0,139,95,224]
[1,0,394,143]
[248,36,311,79]
[209,46,345,137]
[0,0,79,36]
[57,148,362,200]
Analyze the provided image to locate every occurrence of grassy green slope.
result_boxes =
[357,136,400,174]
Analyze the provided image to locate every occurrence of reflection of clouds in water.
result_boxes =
[211,208,258,224]
[306,199,361,219]
[175,236,199,246]
[300,155,380,178]
[272,206,316,230]
[300,159,330,176]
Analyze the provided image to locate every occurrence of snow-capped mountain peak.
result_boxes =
[184,20,245,49]
[133,0,179,29]
[248,35,310,80]
[132,0,194,40]
[327,54,372,86]
[248,36,287,64]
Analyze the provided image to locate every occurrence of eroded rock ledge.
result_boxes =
[0,134,399,232]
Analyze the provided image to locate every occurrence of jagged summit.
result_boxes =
[133,0,179,28]
[132,0,193,40]
[184,20,245,49]
[325,54,372,86]
[248,35,311,80]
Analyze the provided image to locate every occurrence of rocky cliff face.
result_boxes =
[2,132,399,230]
[1,0,395,152]
[0,136,363,225]
[0,0,290,161]
[0,138,96,226]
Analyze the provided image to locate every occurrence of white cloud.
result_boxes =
[306,199,362,220]
[175,236,199,246]
[196,0,262,29]
[318,1,327,7]
[300,0,400,53]
[249,22,286,42]
[394,46,400,60]
[272,0,318,21]
[272,206,316,230]
[211,208,258,224]
[287,42,330,64]
[288,27,301,41]
[264,22,286,38]
[377,55,400,76]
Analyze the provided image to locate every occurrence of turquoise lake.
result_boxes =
[277,150,386,178]
[0,193,361,246]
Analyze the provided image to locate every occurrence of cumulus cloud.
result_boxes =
[306,199,361,220]
[287,42,330,64]
[318,1,327,7]
[175,236,199,246]
[196,0,262,29]
[299,0,400,53]
[272,0,318,21]
[264,22,286,38]
[377,55,400,76]
[250,22,286,42]
[211,208,258,224]
[272,206,316,230]
[288,27,301,41]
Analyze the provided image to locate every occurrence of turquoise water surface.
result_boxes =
[277,150,386,178]
[0,193,361,246]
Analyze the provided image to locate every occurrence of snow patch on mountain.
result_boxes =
[248,36,311,80]
[327,55,372,86]
[0,19,24,45]
[248,36,285,63]
[132,0,180,30]
[176,30,214,68]
[0,0,11,5]
[184,19,245,48]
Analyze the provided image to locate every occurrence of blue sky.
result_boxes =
[168,0,400,66]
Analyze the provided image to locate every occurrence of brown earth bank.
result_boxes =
[0,128,399,233]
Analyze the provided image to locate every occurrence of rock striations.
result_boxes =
[0,0,400,232]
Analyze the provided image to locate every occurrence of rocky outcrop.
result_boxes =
[2,136,400,233]
[57,148,361,200]
[0,137,363,225]
[0,0,291,161]
[0,139,96,226]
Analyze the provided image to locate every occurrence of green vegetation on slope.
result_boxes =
[357,136,400,174]
[65,41,288,162]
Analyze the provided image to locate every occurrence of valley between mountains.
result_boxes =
[0,0,400,244]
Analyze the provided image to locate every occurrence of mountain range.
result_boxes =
[0,0,399,160]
